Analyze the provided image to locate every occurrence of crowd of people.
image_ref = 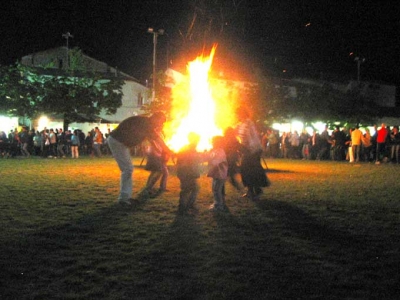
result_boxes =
[0,126,112,159]
[4,114,399,215]
[261,123,400,164]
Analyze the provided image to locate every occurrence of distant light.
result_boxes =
[148,27,164,35]
[305,22,311,27]
[270,121,335,136]
[305,126,314,135]
[368,126,376,137]
[283,69,287,73]
[312,122,326,134]
[272,123,290,132]
[291,121,303,133]
[0,116,18,133]
[38,116,49,130]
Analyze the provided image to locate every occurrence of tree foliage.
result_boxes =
[0,60,123,127]
[0,63,43,117]
[38,72,123,125]
[287,82,380,125]
[231,72,381,127]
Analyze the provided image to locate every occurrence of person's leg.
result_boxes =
[51,144,56,156]
[187,179,200,209]
[245,185,256,199]
[254,186,263,197]
[355,145,361,162]
[349,146,354,163]
[108,136,133,202]
[367,146,372,162]
[178,178,191,212]
[159,162,169,191]
[212,179,226,210]
[228,173,240,191]
[22,143,30,157]
[212,179,220,206]
[240,153,252,197]
[143,171,162,193]
[94,143,102,157]
[376,143,381,163]
[334,146,339,161]
[138,172,161,199]
[390,145,394,162]
[58,144,65,157]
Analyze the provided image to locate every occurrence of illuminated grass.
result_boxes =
[1,157,400,299]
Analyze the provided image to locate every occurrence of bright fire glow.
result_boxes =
[164,46,236,152]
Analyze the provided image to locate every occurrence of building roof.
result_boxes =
[21,47,140,82]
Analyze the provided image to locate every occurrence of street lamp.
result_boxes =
[62,32,73,69]
[147,28,164,101]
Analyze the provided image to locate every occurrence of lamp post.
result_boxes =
[354,56,366,118]
[62,32,73,69]
[147,28,164,101]
[354,56,365,84]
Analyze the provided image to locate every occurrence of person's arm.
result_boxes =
[148,129,172,155]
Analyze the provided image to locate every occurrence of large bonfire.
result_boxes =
[163,46,238,152]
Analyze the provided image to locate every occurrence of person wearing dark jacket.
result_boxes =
[390,126,400,164]
[107,112,171,205]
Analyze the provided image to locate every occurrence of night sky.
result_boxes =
[1,0,398,85]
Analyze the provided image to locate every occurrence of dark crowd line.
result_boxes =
[261,123,400,164]
[0,126,114,159]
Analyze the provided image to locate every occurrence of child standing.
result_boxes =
[207,136,229,212]
[138,129,170,199]
[176,132,202,214]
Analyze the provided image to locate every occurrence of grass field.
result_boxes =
[1,157,400,299]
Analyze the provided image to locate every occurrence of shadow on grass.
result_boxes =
[0,203,140,299]
[1,202,215,299]
[132,212,206,299]
[2,199,399,299]
[236,198,400,299]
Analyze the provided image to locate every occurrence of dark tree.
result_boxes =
[0,63,42,117]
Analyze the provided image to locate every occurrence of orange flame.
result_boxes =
[164,46,237,152]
